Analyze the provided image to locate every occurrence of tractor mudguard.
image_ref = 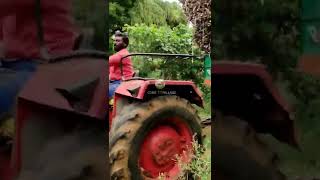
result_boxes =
[11,52,108,177]
[112,79,204,116]
[213,61,299,148]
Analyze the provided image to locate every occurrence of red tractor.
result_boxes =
[0,52,208,180]
[0,50,299,180]
[108,53,207,179]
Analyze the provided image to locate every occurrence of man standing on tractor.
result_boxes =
[108,30,134,97]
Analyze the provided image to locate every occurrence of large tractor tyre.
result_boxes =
[109,96,202,180]
[17,129,106,180]
[213,111,286,180]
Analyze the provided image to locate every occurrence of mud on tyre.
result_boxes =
[109,96,202,180]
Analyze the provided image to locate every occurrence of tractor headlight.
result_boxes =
[155,79,165,89]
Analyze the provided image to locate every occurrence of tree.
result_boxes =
[129,0,187,28]
[180,0,212,53]
[213,0,299,76]
[109,0,137,32]
[108,0,188,53]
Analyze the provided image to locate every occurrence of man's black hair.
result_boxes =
[115,30,129,47]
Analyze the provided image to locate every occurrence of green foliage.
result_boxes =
[108,0,187,53]
[286,70,320,106]
[123,23,211,117]
[182,137,211,180]
[197,85,211,118]
[129,0,187,28]
[124,24,202,81]
[175,135,211,180]
[158,135,211,180]
[109,0,186,35]
[214,0,299,75]
[124,23,194,53]
[270,64,320,179]
[109,0,137,32]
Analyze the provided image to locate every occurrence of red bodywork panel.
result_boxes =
[10,57,107,178]
[214,61,298,147]
[109,79,203,127]
[115,80,202,100]
[214,61,292,113]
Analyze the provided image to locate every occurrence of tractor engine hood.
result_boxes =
[114,78,204,107]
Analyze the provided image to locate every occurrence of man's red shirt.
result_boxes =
[1,0,77,60]
[109,49,134,81]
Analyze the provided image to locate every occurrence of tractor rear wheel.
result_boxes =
[213,111,286,180]
[109,96,202,180]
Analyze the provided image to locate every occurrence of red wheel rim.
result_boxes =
[139,117,193,179]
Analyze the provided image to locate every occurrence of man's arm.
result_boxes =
[108,53,122,66]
